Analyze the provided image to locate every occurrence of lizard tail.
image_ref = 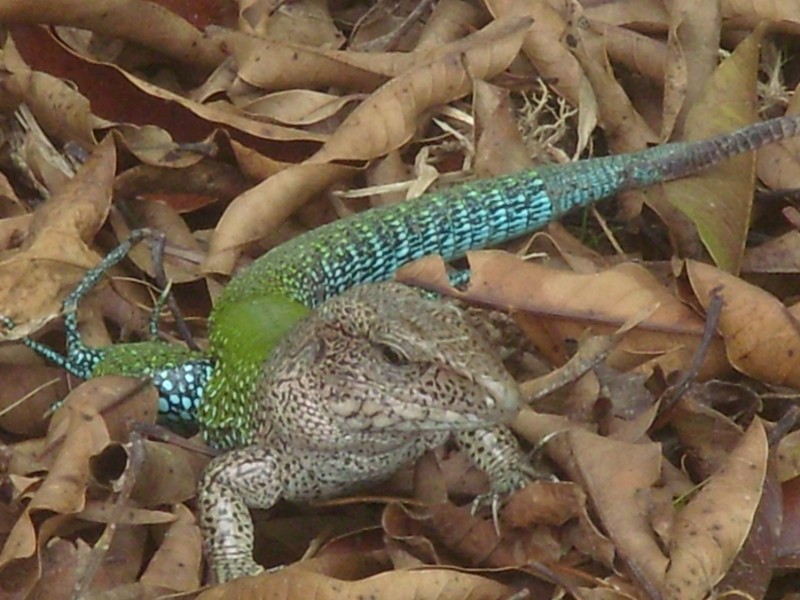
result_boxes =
[538,113,800,216]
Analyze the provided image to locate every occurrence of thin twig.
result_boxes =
[659,287,724,415]
[150,231,200,351]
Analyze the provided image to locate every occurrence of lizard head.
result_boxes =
[264,282,520,437]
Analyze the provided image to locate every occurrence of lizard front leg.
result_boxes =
[454,425,552,524]
[198,446,282,582]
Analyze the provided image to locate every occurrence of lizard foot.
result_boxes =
[456,425,556,534]
[470,463,554,534]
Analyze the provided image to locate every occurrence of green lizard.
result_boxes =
[19,114,800,447]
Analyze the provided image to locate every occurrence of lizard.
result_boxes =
[6,113,800,581]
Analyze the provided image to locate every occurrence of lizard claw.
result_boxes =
[470,468,533,535]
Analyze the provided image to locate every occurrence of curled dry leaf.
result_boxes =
[33,400,111,515]
[687,260,800,388]
[213,28,399,92]
[237,90,363,126]
[0,392,111,578]
[660,1,721,138]
[663,419,768,599]
[742,231,800,274]
[723,0,800,24]
[777,430,800,482]
[565,10,656,153]
[78,500,176,527]
[0,363,69,437]
[90,440,208,506]
[428,501,562,568]
[309,16,534,164]
[46,376,158,446]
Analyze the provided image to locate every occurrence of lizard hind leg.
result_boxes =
[59,228,159,377]
[13,228,161,379]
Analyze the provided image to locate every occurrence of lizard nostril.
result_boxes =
[479,377,520,417]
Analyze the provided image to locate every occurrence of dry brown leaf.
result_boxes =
[473,80,534,177]
[213,29,398,92]
[722,0,800,24]
[0,362,68,437]
[396,251,729,377]
[32,402,110,514]
[0,137,115,338]
[742,231,800,274]
[3,44,97,149]
[78,500,175,527]
[138,504,203,593]
[501,480,585,528]
[108,204,205,285]
[584,0,669,25]
[588,21,667,85]
[237,90,362,126]
[252,0,344,48]
[0,507,36,570]
[205,162,353,274]
[567,10,657,153]
[90,440,208,506]
[427,502,564,569]
[661,1,721,138]
[46,376,158,446]
[486,0,584,106]
[670,392,747,478]
[568,428,667,593]
[197,567,514,600]
[756,92,800,191]
[687,260,800,388]
[663,418,768,599]
[777,430,800,482]
[0,0,224,70]
[415,0,485,52]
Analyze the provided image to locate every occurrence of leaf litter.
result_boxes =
[0,1,800,599]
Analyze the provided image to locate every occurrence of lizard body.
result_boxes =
[29,114,800,446]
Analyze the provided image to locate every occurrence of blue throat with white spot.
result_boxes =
[152,360,214,424]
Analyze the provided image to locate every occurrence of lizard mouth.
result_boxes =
[381,377,520,431]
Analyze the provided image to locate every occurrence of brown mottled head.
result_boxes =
[258,282,519,445]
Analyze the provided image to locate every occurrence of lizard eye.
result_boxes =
[378,344,409,366]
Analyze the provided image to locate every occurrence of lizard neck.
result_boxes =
[201,293,311,448]
[93,341,213,427]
